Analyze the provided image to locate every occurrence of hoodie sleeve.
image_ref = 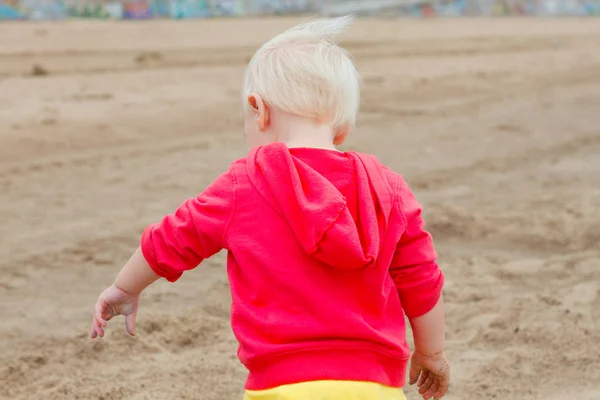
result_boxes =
[140,170,235,282]
[390,177,444,319]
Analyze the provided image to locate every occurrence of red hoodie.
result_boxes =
[141,142,444,390]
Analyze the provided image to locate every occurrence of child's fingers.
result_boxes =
[417,370,429,387]
[94,302,107,328]
[92,307,105,337]
[102,304,121,321]
[434,377,449,399]
[409,358,422,385]
[422,379,439,399]
[102,310,115,321]
[125,311,137,336]
[419,375,434,394]
[409,366,421,385]
[100,302,116,322]
[93,316,105,337]
[90,323,97,339]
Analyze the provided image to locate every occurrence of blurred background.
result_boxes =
[1,1,599,400]
[1,0,600,19]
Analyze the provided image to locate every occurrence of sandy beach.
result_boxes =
[0,17,599,400]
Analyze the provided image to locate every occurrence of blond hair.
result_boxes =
[243,16,361,130]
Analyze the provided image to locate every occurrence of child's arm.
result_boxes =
[389,177,448,400]
[115,247,160,294]
[408,295,449,400]
[409,294,445,357]
[90,170,235,339]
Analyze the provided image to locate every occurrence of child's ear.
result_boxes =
[247,93,270,131]
[333,124,350,145]
[247,94,260,112]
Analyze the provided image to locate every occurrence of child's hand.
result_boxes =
[90,284,139,338]
[409,351,450,400]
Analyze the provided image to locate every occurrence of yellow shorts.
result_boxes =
[244,381,406,400]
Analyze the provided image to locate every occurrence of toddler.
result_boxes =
[90,16,449,400]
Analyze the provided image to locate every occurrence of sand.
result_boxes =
[0,17,599,400]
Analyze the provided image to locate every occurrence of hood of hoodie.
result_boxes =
[246,142,393,270]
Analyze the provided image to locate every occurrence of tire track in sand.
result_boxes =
[2,34,597,78]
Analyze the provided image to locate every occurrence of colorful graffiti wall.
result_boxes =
[0,0,25,19]
[401,0,600,16]
[1,0,599,20]
[64,1,122,19]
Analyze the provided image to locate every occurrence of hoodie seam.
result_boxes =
[243,343,410,367]
[307,199,347,254]
[395,175,408,231]
[245,147,287,221]
[222,166,237,247]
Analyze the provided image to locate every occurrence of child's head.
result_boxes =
[242,16,361,148]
